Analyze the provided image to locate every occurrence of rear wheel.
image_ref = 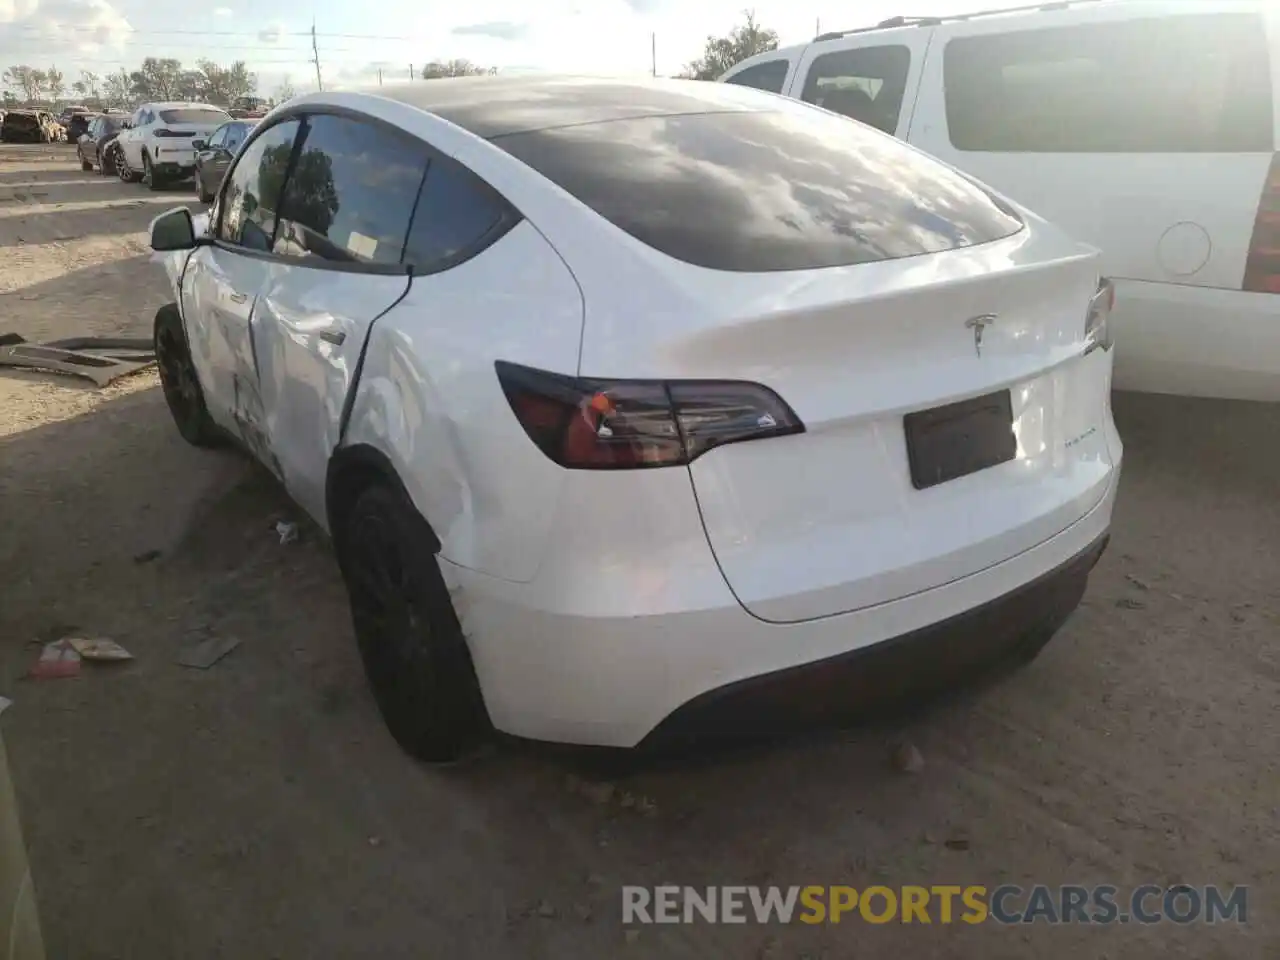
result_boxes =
[117,147,140,183]
[335,482,490,763]
[154,304,221,448]
[142,153,163,191]
[80,155,93,172]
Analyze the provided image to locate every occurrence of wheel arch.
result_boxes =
[325,443,442,554]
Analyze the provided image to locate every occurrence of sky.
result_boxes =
[0,0,987,99]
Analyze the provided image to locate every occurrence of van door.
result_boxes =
[910,4,1280,399]
[786,27,936,138]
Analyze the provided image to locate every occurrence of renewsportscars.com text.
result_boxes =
[622,884,1247,926]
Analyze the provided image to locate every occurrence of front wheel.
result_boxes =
[336,483,491,763]
[142,153,163,191]
[154,304,222,448]
[116,147,140,183]
[195,168,213,204]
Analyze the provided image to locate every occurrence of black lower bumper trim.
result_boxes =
[639,533,1109,753]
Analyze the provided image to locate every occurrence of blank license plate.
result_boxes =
[904,390,1016,490]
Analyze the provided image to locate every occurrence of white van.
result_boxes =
[721,0,1280,402]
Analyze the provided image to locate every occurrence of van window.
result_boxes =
[724,60,790,94]
[800,45,911,135]
[944,14,1273,153]
[494,105,1022,273]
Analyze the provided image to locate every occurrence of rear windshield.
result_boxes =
[493,107,1023,272]
[4,114,38,128]
[160,108,230,125]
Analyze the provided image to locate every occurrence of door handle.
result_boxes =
[228,292,248,304]
[319,329,346,346]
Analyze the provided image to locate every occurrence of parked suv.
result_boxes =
[0,110,56,144]
[115,101,231,189]
[721,0,1280,402]
[148,77,1120,761]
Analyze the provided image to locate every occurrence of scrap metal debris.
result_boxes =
[30,639,81,679]
[0,333,155,387]
[66,637,133,662]
[177,634,241,670]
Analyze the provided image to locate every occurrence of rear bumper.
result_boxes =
[642,531,1107,752]
[452,467,1119,749]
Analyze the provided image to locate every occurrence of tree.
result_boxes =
[2,66,46,102]
[421,59,494,79]
[129,57,183,100]
[103,69,131,107]
[81,70,101,99]
[273,78,297,104]
[45,65,65,102]
[196,59,256,104]
[680,10,778,80]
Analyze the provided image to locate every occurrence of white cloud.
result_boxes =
[0,0,131,61]
[213,6,232,16]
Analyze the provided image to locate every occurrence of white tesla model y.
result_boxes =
[148,75,1122,761]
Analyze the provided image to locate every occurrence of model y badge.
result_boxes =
[965,314,997,357]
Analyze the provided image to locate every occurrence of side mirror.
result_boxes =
[191,139,206,151]
[150,207,199,251]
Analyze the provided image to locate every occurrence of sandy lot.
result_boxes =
[0,144,1277,959]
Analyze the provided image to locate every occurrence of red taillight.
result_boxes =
[1243,154,1280,293]
[495,361,805,470]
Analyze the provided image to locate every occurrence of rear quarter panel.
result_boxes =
[341,220,584,583]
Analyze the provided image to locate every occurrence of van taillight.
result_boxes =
[495,361,805,469]
[1242,154,1280,293]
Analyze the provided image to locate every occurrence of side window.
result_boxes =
[216,119,301,253]
[225,124,245,151]
[724,59,790,94]
[273,113,427,265]
[944,14,1273,153]
[87,119,100,137]
[206,126,227,149]
[801,45,911,135]
[402,151,515,273]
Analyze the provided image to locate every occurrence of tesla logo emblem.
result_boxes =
[965,314,997,357]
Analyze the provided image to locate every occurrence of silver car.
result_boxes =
[0,734,44,960]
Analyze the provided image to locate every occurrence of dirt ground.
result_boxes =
[0,143,1276,960]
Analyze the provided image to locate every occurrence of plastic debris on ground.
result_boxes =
[0,696,11,716]
[66,637,133,662]
[177,635,242,670]
[275,521,299,545]
[30,639,81,679]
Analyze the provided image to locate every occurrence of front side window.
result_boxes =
[206,125,228,149]
[494,105,1022,273]
[225,123,250,151]
[724,60,790,94]
[402,151,516,273]
[217,119,301,252]
[800,45,911,135]
[272,113,428,266]
[944,14,1273,152]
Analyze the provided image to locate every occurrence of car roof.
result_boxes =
[370,74,783,139]
[141,101,228,110]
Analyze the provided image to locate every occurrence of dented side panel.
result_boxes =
[341,221,584,583]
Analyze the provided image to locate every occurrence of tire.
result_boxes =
[117,147,140,183]
[97,150,111,177]
[143,152,163,191]
[195,169,212,204]
[80,155,93,172]
[154,303,222,448]
[336,482,490,763]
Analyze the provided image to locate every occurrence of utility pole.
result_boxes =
[815,17,821,36]
[310,20,323,91]
[651,33,656,77]
[377,68,383,86]
[410,64,415,80]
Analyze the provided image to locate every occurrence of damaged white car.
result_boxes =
[150,76,1121,762]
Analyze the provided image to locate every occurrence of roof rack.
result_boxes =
[814,0,1103,41]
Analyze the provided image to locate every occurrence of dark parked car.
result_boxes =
[76,113,130,175]
[192,119,256,203]
[63,110,93,141]
[1,110,57,144]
